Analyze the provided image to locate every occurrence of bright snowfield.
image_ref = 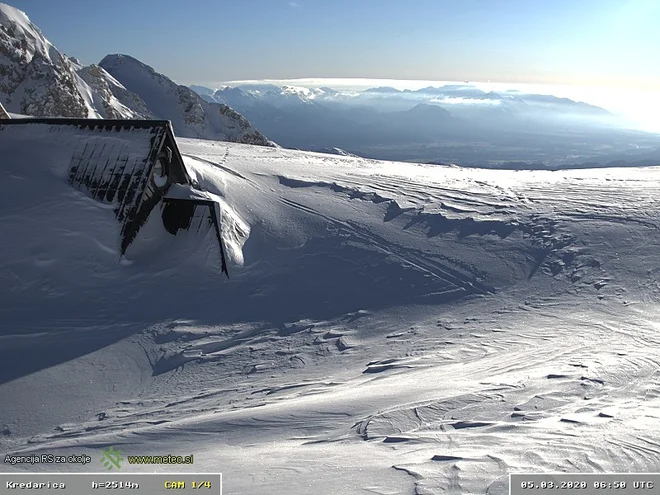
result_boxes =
[2,137,660,494]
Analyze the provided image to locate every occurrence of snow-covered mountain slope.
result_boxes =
[100,54,274,146]
[0,3,92,117]
[2,137,660,494]
[76,64,154,120]
[0,3,272,145]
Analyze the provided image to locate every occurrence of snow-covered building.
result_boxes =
[0,118,229,275]
[0,102,9,119]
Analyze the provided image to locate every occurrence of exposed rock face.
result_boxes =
[0,4,89,117]
[76,64,154,120]
[100,54,274,146]
[217,103,275,146]
[0,3,275,146]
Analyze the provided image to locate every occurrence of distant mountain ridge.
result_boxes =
[203,82,611,116]
[0,2,273,146]
[189,82,658,167]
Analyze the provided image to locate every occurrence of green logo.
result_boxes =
[100,447,123,470]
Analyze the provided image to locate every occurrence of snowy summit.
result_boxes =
[0,3,272,145]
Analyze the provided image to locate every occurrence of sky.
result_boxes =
[6,0,660,91]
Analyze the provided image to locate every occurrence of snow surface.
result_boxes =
[2,138,660,494]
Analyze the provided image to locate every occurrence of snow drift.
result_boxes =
[2,137,660,494]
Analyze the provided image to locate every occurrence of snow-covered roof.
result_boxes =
[0,116,229,275]
[0,118,185,249]
[0,101,9,119]
[0,117,188,182]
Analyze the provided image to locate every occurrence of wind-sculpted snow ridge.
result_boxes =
[2,139,660,495]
